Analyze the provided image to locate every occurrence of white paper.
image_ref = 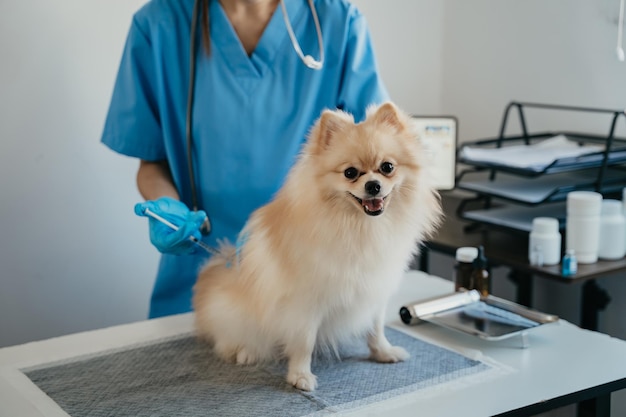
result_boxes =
[460,135,604,170]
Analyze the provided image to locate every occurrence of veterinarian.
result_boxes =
[101,0,389,318]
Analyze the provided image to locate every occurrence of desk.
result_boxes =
[420,192,616,330]
[1,271,626,417]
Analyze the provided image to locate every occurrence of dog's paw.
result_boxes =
[213,343,238,364]
[235,348,257,366]
[370,345,410,363]
[287,371,318,391]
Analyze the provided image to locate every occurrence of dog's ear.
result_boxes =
[370,102,407,133]
[313,109,353,151]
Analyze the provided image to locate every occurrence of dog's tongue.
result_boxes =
[363,198,384,212]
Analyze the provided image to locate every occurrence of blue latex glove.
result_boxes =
[134,197,208,255]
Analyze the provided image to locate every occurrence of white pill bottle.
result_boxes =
[598,199,626,260]
[528,217,561,266]
[566,191,602,264]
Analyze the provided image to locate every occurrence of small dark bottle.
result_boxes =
[471,245,490,297]
[454,247,478,291]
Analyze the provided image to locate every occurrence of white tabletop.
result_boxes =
[1,271,625,417]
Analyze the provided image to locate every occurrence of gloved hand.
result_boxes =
[134,197,208,255]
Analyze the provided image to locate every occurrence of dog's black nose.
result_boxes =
[365,181,381,196]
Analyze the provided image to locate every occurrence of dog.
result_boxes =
[193,102,442,391]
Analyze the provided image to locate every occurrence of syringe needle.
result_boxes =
[143,208,215,254]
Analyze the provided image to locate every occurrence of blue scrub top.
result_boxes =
[102,0,389,318]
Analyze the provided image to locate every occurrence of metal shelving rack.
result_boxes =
[455,102,626,233]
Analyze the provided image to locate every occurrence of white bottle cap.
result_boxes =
[531,217,559,234]
[601,199,622,216]
[456,247,478,263]
[567,191,602,216]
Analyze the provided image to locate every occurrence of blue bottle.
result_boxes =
[561,249,578,277]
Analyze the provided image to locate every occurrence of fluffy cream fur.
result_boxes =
[193,102,442,391]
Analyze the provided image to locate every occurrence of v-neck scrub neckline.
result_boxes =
[210,0,306,78]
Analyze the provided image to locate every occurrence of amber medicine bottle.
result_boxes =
[454,247,478,291]
[471,245,490,296]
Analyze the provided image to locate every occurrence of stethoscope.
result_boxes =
[186,0,324,235]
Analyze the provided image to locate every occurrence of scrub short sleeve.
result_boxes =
[101,16,165,161]
[337,13,389,122]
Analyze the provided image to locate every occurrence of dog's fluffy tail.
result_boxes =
[204,239,237,268]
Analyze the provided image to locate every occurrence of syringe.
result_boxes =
[143,208,216,255]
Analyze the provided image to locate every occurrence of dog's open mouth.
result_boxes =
[352,194,388,216]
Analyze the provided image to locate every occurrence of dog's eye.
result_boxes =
[344,167,359,180]
[380,162,394,175]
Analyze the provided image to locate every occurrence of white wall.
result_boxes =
[352,0,445,115]
[442,0,626,140]
[0,1,157,346]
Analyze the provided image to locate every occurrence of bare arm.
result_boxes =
[136,160,179,201]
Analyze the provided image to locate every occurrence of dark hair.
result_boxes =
[201,0,210,55]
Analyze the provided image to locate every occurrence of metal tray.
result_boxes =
[456,168,626,206]
[399,290,559,345]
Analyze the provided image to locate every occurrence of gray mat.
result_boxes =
[24,328,490,417]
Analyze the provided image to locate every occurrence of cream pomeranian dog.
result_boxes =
[193,102,442,391]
